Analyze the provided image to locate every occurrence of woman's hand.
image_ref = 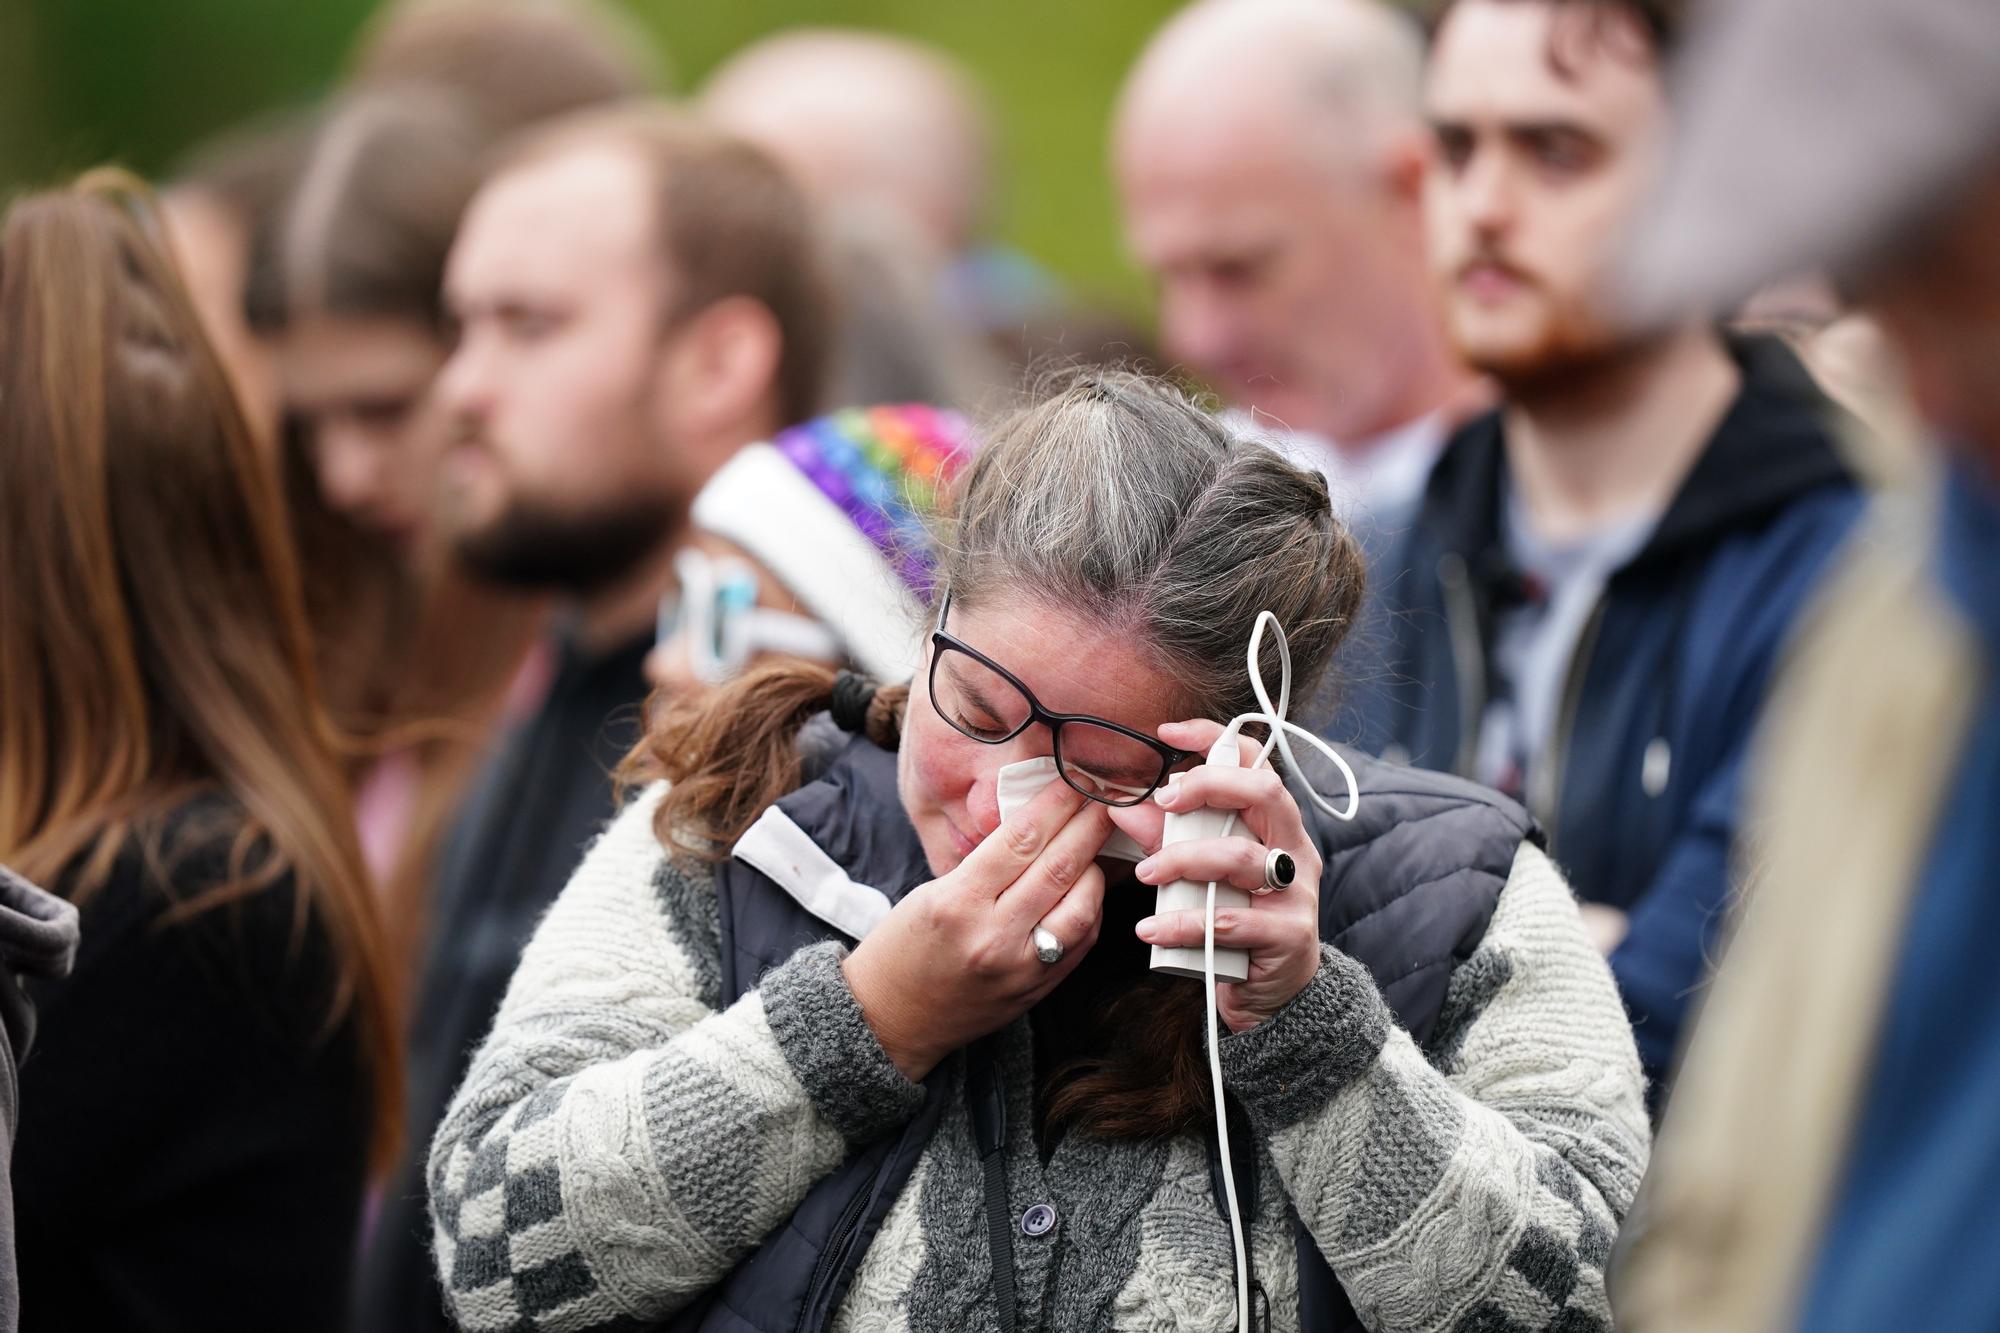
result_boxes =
[842,779,1113,1081]
[1107,718,1326,1033]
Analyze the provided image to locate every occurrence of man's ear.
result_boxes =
[655,295,785,447]
[1378,124,1432,210]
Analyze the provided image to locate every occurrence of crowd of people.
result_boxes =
[0,0,1994,1329]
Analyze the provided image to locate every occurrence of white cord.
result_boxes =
[1205,881,1252,1332]
[1202,612,1359,1333]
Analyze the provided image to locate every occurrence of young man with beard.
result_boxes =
[356,107,827,1333]
[1354,0,1864,1105]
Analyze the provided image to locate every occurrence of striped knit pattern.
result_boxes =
[429,790,1649,1332]
[771,404,975,597]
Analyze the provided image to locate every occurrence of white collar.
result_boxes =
[1223,407,1451,522]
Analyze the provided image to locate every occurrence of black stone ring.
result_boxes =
[1259,848,1298,894]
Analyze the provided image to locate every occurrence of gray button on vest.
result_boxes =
[1019,1203,1057,1237]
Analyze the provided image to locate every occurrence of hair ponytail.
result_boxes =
[823,669,908,751]
[621,660,907,860]
[861,680,910,750]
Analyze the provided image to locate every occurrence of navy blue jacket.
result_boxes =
[1353,337,1864,1102]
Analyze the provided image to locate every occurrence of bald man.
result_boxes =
[702,28,990,269]
[1116,0,1479,548]
[699,29,1017,407]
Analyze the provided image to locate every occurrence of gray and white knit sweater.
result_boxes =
[429,785,1649,1332]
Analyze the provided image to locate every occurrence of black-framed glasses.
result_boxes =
[928,593,1194,806]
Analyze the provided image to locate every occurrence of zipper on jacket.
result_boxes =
[1436,552,1488,777]
[1528,596,1608,856]
[797,1174,877,1333]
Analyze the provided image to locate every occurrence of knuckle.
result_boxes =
[1005,820,1043,859]
[912,894,953,935]
[1041,850,1080,887]
[965,936,1011,978]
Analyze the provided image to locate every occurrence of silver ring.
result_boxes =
[1032,927,1064,965]
[1259,848,1298,895]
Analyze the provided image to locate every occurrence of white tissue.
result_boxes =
[994,756,1150,861]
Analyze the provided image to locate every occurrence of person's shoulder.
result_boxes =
[1685,476,1867,655]
[1309,748,1539,885]
[1763,475,1867,544]
[1344,748,1536,838]
[1419,409,1506,521]
[45,792,347,1044]
[53,791,255,925]
[1715,335,1869,524]
[597,780,674,858]
[127,792,299,919]
[574,779,696,900]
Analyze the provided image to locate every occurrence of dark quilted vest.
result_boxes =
[671,733,1534,1332]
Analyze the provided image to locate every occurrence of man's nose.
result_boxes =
[433,331,494,421]
[1461,151,1518,239]
[314,422,390,519]
[1160,282,1241,376]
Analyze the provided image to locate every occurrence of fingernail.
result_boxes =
[1135,916,1160,942]
[1134,857,1157,882]
[1154,776,1179,807]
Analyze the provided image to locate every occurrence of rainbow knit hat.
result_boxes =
[691,404,975,680]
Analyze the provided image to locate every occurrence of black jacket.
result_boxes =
[1353,336,1865,1100]
[360,630,652,1333]
[14,799,371,1332]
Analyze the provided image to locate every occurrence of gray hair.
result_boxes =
[937,370,1365,721]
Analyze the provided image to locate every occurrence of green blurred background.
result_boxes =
[1,0,1186,307]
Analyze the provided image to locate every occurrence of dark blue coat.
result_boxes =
[1352,336,1864,1103]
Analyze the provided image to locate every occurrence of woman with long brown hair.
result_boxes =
[249,84,553,1001]
[428,372,1648,1333]
[0,171,400,1330]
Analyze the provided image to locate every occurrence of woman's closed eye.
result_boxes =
[1066,768,1152,800]
[951,704,1013,741]
[942,666,1022,740]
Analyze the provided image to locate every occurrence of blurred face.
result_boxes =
[277,313,450,554]
[642,531,822,693]
[1863,174,2000,460]
[898,596,1191,876]
[1423,0,1668,384]
[702,53,978,264]
[1119,96,1413,442]
[435,145,686,592]
[161,189,283,449]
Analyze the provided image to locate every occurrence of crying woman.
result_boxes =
[427,371,1648,1333]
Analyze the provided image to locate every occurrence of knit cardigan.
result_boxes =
[429,785,1649,1332]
